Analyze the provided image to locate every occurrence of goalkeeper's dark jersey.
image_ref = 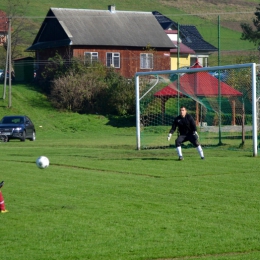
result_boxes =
[169,113,197,135]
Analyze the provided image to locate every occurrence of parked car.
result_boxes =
[0,70,6,81]
[0,115,36,141]
[0,69,3,79]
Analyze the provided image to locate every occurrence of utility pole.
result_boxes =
[3,17,12,105]
[8,17,12,108]
[3,18,9,100]
[3,39,8,99]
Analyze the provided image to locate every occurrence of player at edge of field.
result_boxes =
[167,106,204,160]
[0,181,8,213]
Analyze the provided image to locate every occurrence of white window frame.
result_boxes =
[84,52,98,65]
[140,53,153,69]
[106,52,120,68]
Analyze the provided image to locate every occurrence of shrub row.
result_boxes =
[41,54,135,116]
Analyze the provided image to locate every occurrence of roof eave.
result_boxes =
[26,39,72,51]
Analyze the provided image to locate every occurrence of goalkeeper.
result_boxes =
[167,106,204,160]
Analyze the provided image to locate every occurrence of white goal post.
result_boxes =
[135,63,258,156]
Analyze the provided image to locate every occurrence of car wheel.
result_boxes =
[29,131,36,141]
[20,131,26,142]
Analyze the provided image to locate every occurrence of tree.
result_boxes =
[2,0,36,59]
[240,4,260,49]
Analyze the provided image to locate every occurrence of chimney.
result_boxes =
[108,5,116,13]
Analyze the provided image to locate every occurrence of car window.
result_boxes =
[13,118,23,124]
[2,117,12,124]
[2,117,23,124]
[26,117,32,124]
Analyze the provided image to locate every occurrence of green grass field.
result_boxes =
[0,84,260,260]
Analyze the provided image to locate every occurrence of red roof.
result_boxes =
[0,10,8,32]
[154,61,242,97]
[154,85,180,97]
[170,41,195,54]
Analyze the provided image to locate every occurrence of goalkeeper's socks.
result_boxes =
[176,146,182,157]
[197,145,204,158]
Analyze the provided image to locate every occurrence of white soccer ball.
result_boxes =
[36,156,49,169]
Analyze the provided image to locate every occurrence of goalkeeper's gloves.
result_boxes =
[167,133,172,141]
[193,131,199,139]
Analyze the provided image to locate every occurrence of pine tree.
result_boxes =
[241,4,260,49]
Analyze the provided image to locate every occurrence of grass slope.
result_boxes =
[0,0,257,57]
[0,84,135,139]
[0,84,260,260]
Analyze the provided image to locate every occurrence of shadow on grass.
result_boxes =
[106,115,136,128]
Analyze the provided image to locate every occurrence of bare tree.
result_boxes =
[3,0,37,60]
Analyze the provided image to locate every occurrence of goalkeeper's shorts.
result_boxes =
[175,133,199,147]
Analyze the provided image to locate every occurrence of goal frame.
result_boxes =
[135,63,257,156]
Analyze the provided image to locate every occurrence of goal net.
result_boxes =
[135,62,259,155]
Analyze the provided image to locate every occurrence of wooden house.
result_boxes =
[27,5,176,78]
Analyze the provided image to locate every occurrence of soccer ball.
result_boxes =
[36,156,49,169]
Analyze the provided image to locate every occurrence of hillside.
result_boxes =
[157,0,260,64]
[0,84,136,141]
[0,0,259,65]
[158,0,258,31]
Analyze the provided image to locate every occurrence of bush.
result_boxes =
[50,71,107,112]
[104,70,135,116]
[49,57,135,116]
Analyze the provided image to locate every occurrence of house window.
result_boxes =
[106,52,120,68]
[140,53,153,69]
[84,52,98,65]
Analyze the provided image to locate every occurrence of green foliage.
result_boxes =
[48,54,135,115]
[241,4,260,47]
[51,71,104,112]
[41,52,73,91]
[105,70,135,116]
[2,0,38,59]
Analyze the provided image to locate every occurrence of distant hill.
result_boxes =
[0,0,258,65]
[157,0,258,32]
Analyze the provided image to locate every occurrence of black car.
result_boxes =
[0,115,36,141]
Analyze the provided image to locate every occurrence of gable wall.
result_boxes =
[35,46,73,77]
